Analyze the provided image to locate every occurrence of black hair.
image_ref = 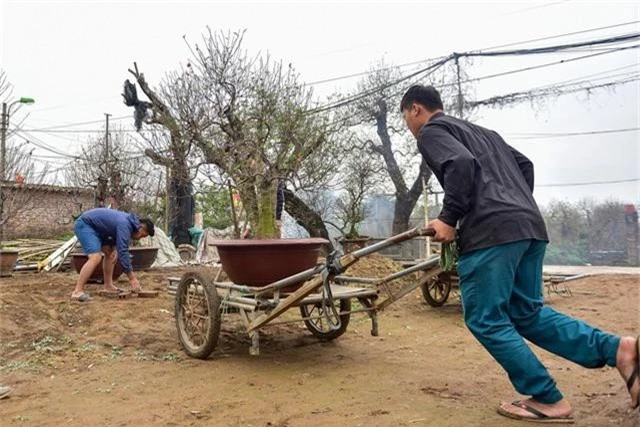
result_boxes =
[399,85,444,112]
[140,218,155,237]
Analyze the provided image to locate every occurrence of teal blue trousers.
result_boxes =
[457,239,620,404]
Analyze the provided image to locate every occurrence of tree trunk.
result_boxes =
[392,194,415,235]
[168,176,194,246]
[255,179,277,239]
[371,101,433,236]
[283,188,333,252]
[390,163,432,235]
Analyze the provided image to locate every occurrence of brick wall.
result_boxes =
[1,183,94,239]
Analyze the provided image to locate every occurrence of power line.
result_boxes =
[28,95,122,113]
[311,33,640,114]
[306,21,640,87]
[469,74,640,108]
[504,0,570,16]
[12,132,81,159]
[464,45,639,84]
[309,56,454,114]
[478,21,639,52]
[538,178,639,187]
[460,32,640,58]
[13,128,160,134]
[507,127,640,139]
[20,115,129,132]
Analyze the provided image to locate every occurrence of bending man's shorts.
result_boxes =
[74,218,112,254]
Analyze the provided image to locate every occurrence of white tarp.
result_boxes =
[195,227,235,265]
[141,228,183,268]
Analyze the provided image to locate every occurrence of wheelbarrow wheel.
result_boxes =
[175,269,221,359]
[420,271,452,307]
[300,298,351,341]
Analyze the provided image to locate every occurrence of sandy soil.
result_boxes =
[0,258,638,426]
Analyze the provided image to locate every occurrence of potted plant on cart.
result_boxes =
[129,30,342,285]
[126,30,355,358]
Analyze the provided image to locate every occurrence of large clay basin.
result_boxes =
[129,246,159,270]
[0,249,19,277]
[71,252,124,283]
[71,247,158,283]
[213,238,329,292]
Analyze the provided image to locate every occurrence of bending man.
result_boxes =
[71,208,155,301]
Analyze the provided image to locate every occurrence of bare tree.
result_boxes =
[344,58,477,235]
[124,64,203,245]
[347,61,430,235]
[63,128,160,211]
[332,154,381,238]
[177,29,342,239]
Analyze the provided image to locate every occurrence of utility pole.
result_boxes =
[422,175,431,259]
[0,103,7,244]
[0,102,7,184]
[165,166,170,233]
[104,113,111,190]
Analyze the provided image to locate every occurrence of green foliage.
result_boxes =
[544,242,589,266]
[195,185,234,230]
[132,199,166,232]
[541,199,636,266]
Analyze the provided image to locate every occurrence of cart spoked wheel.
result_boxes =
[300,298,351,341]
[420,271,452,307]
[175,269,221,359]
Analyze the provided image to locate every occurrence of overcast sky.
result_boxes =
[1,0,639,206]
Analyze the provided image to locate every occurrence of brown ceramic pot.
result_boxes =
[0,249,19,277]
[129,246,159,270]
[213,238,329,292]
[71,247,158,283]
[71,252,124,283]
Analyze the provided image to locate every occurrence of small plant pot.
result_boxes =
[0,249,19,278]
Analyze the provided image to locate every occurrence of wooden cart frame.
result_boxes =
[172,227,444,359]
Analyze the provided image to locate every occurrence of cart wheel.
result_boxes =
[420,272,452,307]
[300,298,351,341]
[175,269,221,359]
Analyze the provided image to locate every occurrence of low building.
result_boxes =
[1,182,94,240]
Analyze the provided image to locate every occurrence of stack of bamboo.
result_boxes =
[1,238,70,269]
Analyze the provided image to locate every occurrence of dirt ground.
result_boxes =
[0,258,638,426]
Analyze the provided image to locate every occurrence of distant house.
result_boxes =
[0,182,93,240]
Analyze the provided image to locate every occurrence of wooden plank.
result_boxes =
[39,237,77,272]
[248,274,324,332]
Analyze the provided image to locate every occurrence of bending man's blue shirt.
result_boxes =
[79,208,140,273]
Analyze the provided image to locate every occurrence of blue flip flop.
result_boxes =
[70,293,92,302]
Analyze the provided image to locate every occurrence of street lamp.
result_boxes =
[0,96,35,245]
[1,97,36,182]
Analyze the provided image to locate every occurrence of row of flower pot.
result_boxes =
[0,247,159,279]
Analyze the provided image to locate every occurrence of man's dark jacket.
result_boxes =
[417,112,548,254]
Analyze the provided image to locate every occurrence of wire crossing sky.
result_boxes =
[1,1,638,205]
